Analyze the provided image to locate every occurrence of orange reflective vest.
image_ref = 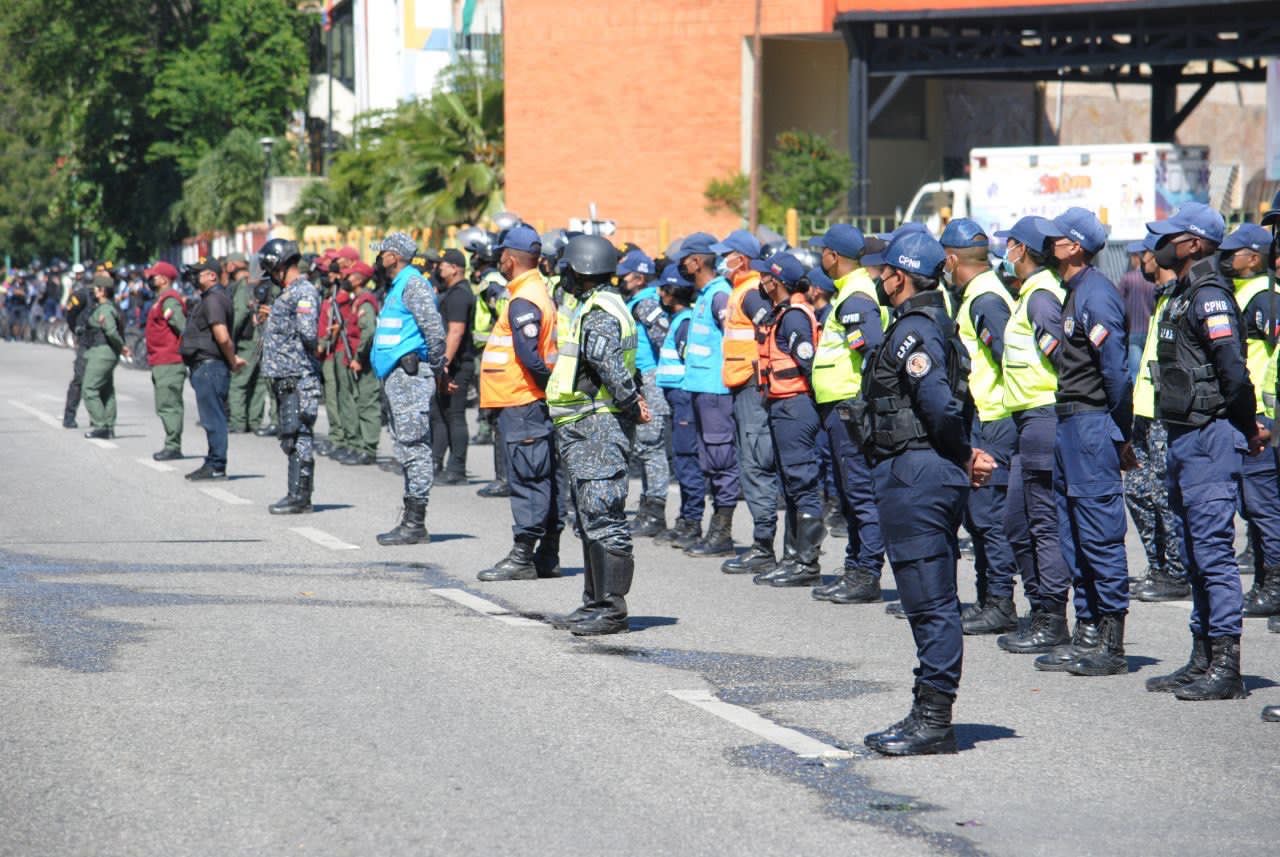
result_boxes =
[757,295,818,400]
[721,269,762,388]
[479,268,558,408]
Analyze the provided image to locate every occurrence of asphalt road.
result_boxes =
[1,339,1277,857]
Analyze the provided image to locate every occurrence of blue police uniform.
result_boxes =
[657,310,706,530]
[682,276,740,511]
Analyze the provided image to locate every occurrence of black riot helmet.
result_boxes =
[557,235,619,297]
[257,238,301,285]
[538,228,570,277]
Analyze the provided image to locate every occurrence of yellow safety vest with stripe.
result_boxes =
[1133,292,1172,419]
[1234,274,1277,416]
[472,270,509,349]
[1002,269,1064,414]
[546,288,637,426]
[956,269,1013,423]
[811,267,889,404]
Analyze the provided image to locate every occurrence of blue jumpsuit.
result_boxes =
[660,315,707,524]
[765,303,823,519]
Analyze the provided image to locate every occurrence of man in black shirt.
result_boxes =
[431,248,477,483]
[180,259,246,480]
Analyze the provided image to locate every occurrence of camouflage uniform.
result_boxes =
[629,292,671,504]
[261,275,322,465]
[381,269,446,500]
[1124,416,1185,577]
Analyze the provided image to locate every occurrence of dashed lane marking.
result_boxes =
[198,486,252,506]
[289,526,360,551]
[667,688,853,760]
[429,588,547,627]
[86,438,118,449]
[136,458,175,473]
[9,400,62,428]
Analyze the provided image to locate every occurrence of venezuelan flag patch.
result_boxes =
[1206,314,1232,340]
[847,329,865,351]
[1088,323,1109,347]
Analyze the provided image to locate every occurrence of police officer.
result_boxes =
[989,217,1072,658]
[857,231,993,756]
[805,224,888,603]
[143,261,187,460]
[938,220,1020,635]
[370,232,447,544]
[1126,235,1190,602]
[654,264,706,547]
[750,253,826,587]
[1219,223,1280,618]
[1145,204,1264,701]
[81,273,126,439]
[546,235,651,636]
[477,225,562,580]
[804,266,843,537]
[676,233,742,554]
[619,248,673,538]
[61,273,95,429]
[715,230,780,565]
[464,230,512,497]
[257,239,323,515]
[1036,208,1133,676]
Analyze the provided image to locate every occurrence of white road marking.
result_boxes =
[667,688,853,760]
[136,458,175,473]
[198,486,252,505]
[86,438,118,449]
[289,526,359,551]
[429,588,547,627]
[8,400,62,428]
[34,393,63,402]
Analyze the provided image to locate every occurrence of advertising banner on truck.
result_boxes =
[1268,59,1280,181]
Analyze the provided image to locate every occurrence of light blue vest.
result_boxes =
[626,285,661,373]
[656,309,693,389]
[371,266,429,379]
[681,276,732,394]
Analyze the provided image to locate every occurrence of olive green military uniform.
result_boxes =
[83,302,124,430]
[337,292,381,457]
[151,295,187,452]
[228,277,279,431]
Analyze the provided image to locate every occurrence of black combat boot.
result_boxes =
[770,513,825,587]
[571,543,633,636]
[1244,566,1280,617]
[667,518,702,550]
[549,544,598,629]
[1065,613,1128,676]
[477,479,511,498]
[375,496,429,545]
[721,539,776,575]
[1270,615,1280,633]
[864,684,957,756]
[533,530,561,578]
[1146,636,1210,692]
[755,511,797,585]
[963,596,1019,636]
[478,537,538,581]
[1263,705,1280,721]
[1135,566,1191,602]
[630,498,666,538]
[1238,542,1255,572]
[962,577,990,622]
[685,507,735,557]
[269,457,313,515]
[813,569,881,604]
[1174,636,1247,700]
[997,607,1070,654]
[823,496,847,538]
[1034,619,1100,672]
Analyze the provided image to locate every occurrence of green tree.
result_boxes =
[763,130,854,218]
[174,129,301,235]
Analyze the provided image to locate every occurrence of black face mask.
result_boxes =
[1153,239,1181,273]
[874,275,891,307]
[757,282,771,303]
[1217,252,1237,280]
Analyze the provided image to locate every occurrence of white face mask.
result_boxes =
[715,257,732,277]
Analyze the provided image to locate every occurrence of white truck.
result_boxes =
[903,143,1211,243]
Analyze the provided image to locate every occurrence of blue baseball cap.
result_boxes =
[1053,207,1108,254]
[709,229,762,260]
[657,263,692,289]
[1124,240,1147,254]
[675,232,718,262]
[749,252,806,287]
[938,218,989,249]
[616,248,654,277]
[1146,202,1226,245]
[1220,223,1272,253]
[496,224,542,253]
[810,224,865,259]
[803,266,835,295]
[863,231,947,277]
[994,216,1064,254]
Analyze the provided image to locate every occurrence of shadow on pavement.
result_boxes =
[309,503,354,513]
[627,616,678,632]
[956,724,1019,751]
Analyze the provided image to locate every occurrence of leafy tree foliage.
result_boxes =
[704,130,855,225]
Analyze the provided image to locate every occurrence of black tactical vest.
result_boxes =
[1056,274,1107,408]
[860,291,971,463]
[1154,259,1234,427]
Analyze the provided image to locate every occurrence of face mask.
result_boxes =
[1217,253,1237,280]
[873,275,890,307]
[1153,239,1181,272]
[715,257,732,277]
[757,282,771,303]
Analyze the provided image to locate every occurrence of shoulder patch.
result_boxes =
[750,307,768,325]
[521,322,539,339]
[1063,316,1075,336]
[296,299,314,315]
[514,312,535,325]
[895,332,920,360]
[905,351,932,378]
[1038,333,1059,355]
[1088,323,1109,347]
[643,306,663,323]
[1206,314,1233,340]
[839,312,862,326]
[1201,299,1231,314]
[796,341,814,361]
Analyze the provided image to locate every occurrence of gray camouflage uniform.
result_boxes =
[382,269,446,500]
[629,292,671,504]
[261,275,322,463]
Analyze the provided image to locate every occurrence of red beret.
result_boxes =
[348,261,375,279]
[144,262,179,281]
[335,245,361,262]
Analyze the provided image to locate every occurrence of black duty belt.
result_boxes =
[1054,402,1107,418]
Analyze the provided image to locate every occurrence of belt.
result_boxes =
[1054,401,1107,418]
